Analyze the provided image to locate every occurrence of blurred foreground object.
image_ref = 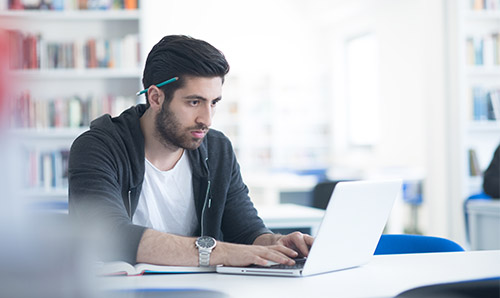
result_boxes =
[0,26,101,298]
[0,214,100,298]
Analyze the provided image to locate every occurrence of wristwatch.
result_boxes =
[195,236,216,267]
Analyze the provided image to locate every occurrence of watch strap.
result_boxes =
[198,249,211,267]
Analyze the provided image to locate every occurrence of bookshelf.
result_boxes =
[461,0,500,197]
[1,1,141,205]
[450,0,500,209]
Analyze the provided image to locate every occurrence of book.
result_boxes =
[468,148,481,177]
[490,90,500,121]
[124,0,137,10]
[95,261,216,276]
[472,87,487,121]
[472,0,484,10]
[470,87,500,122]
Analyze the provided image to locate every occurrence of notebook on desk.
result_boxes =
[216,179,402,277]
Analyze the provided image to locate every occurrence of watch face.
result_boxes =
[197,236,216,249]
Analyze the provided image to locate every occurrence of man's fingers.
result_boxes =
[293,234,311,257]
[300,234,315,255]
[221,235,316,267]
[283,232,312,257]
[255,233,316,266]
[270,244,299,258]
[253,256,270,266]
[261,248,296,265]
[304,234,315,246]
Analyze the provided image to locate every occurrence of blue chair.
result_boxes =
[374,234,464,255]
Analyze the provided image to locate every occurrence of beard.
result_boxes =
[154,102,207,151]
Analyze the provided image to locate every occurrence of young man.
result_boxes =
[69,35,313,267]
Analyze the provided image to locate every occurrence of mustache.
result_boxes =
[189,124,208,131]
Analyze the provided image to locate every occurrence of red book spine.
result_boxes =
[88,39,97,68]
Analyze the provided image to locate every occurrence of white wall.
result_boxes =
[140,0,316,76]
[323,0,451,238]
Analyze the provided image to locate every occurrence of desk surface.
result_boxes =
[98,250,500,298]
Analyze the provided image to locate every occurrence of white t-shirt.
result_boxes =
[132,151,198,236]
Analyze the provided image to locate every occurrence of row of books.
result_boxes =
[2,0,137,10]
[470,87,500,121]
[470,0,500,10]
[22,148,70,190]
[10,91,136,128]
[466,33,500,66]
[7,29,140,70]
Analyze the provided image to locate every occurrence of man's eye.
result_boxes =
[211,100,220,107]
[190,100,199,106]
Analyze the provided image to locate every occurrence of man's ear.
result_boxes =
[147,85,164,110]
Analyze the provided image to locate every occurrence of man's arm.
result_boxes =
[69,131,147,264]
[136,229,300,266]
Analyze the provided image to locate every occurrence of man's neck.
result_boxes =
[140,109,183,171]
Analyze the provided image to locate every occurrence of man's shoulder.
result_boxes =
[199,129,235,159]
[72,105,145,150]
[206,128,227,139]
[73,114,116,146]
[89,104,145,132]
[206,129,232,147]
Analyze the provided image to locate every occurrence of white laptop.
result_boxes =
[216,179,402,277]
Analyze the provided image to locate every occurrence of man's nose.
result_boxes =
[196,104,213,127]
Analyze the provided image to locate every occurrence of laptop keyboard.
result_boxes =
[251,257,307,269]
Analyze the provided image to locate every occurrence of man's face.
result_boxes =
[154,76,222,150]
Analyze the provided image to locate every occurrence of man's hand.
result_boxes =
[275,232,314,257]
[253,232,315,260]
[212,242,298,267]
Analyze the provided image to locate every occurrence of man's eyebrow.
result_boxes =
[183,94,222,101]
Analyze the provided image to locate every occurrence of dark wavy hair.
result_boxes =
[142,35,230,106]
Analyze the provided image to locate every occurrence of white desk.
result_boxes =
[99,250,500,298]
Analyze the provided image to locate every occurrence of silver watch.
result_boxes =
[195,236,216,267]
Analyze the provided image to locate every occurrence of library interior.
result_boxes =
[0,0,499,297]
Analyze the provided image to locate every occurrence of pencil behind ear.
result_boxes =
[136,77,178,96]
